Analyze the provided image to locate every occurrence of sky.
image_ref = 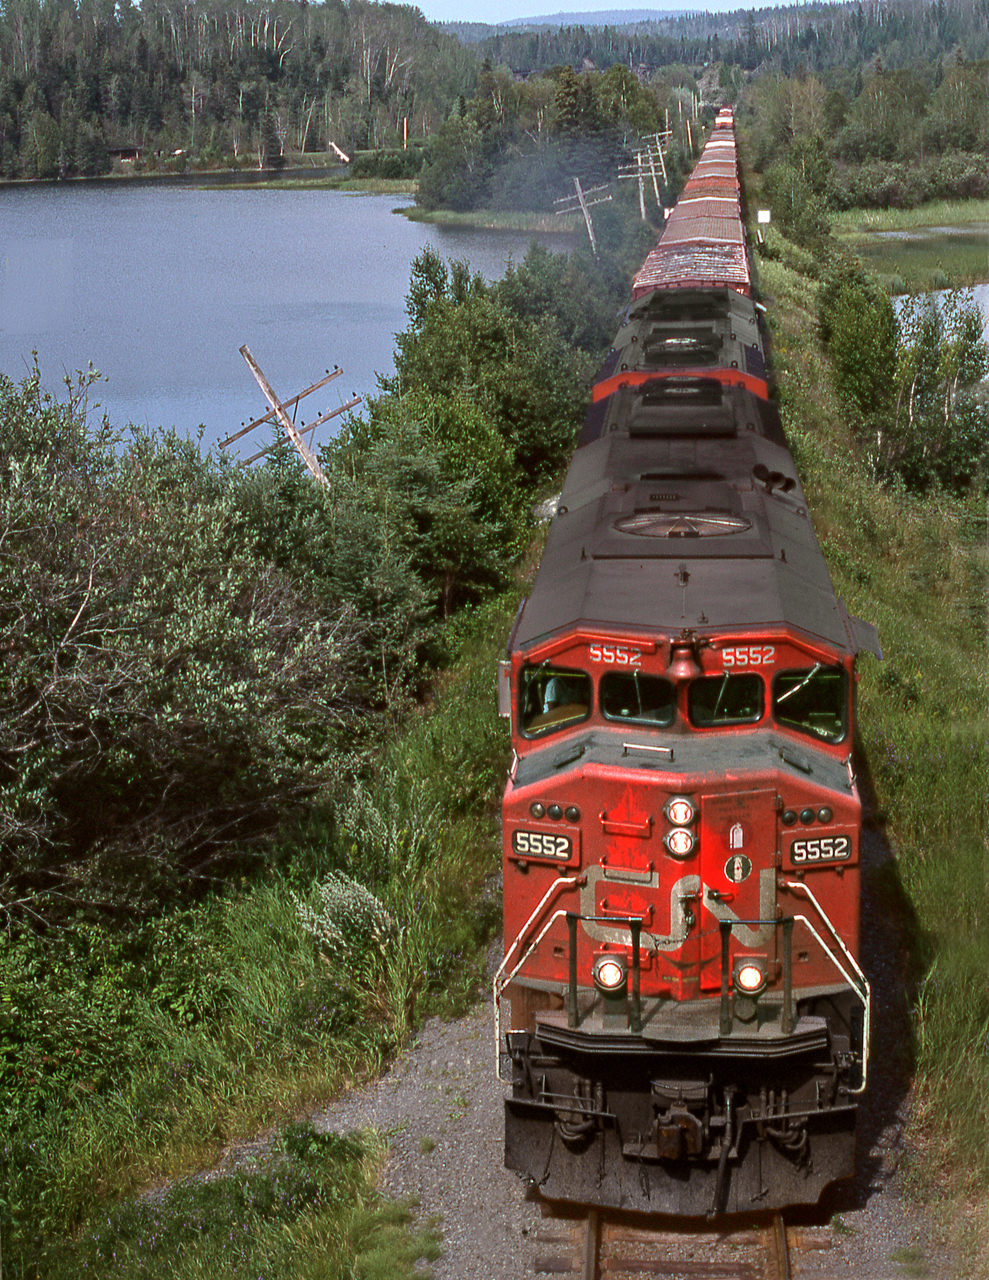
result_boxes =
[417,2,747,26]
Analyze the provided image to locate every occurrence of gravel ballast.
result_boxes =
[315,834,952,1280]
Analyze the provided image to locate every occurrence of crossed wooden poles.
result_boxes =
[220,345,361,488]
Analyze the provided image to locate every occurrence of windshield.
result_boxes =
[772,666,847,742]
[520,665,592,736]
[688,673,763,726]
[601,671,675,726]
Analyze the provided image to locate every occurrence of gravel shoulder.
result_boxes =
[314,830,953,1280]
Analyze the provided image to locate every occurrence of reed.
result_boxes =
[831,199,989,233]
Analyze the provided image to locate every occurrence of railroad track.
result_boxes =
[530,1200,836,1280]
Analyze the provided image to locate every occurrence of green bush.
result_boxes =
[761,160,832,247]
[818,253,899,420]
[756,225,820,278]
[0,369,372,924]
[350,148,425,180]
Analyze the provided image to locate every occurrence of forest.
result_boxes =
[1,0,988,181]
[0,0,477,175]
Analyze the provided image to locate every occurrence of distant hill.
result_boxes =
[441,11,689,40]
[500,10,688,24]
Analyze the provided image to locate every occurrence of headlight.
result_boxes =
[665,796,695,826]
[734,959,767,995]
[592,954,627,993]
[665,827,695,857]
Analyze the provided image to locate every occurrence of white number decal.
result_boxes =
[512,830,573,860]
[722,644,775,668]
[589,644,642,667]
[790,835,851,864]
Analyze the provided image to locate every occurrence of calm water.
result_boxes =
[0,182,573,457]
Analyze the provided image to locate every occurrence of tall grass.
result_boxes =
[41,1125,440,1280]
[1,594,515,1274]
[831,199,989,233]
[758,241,989,1264]
[844,234,989,292]
[401,205,582,234]
[830,198,989,291]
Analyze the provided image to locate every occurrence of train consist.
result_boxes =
[494,110,881,1217]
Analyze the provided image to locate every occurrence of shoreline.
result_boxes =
[832,198,989,291]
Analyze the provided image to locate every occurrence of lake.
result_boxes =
[0,180,574,458]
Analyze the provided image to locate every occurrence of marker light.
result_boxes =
[665,828,695,857]
[735,961,767,995]
[593,955,628,993]
[665,797,695,826]
[530,803,546,819]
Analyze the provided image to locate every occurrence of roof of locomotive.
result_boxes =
[593,287,766,396]
[514,383,859,657]
[518,123,874,660]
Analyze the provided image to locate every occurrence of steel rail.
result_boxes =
[770,1212,792,1280]
[532,1203,803,1279]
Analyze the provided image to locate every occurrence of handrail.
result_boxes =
[783,879,871,1094]
[493,876,871,1094]
[493,876,582,1076]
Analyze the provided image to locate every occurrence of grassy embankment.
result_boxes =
[2,597,514,1279]
[400,205,580,235]
[831,199,989,292]
[754,238,988,1273]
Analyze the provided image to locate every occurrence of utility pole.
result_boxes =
[554,177,612,255]
[224,347,361,486]
[618,151,647,219]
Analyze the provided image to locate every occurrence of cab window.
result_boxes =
[772,665,847,742]
[688,673,763,726]
[520,665,592,736]
[601,671,675,726]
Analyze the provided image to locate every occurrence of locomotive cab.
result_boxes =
[498,632,873,1214]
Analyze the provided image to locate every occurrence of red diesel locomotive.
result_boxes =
[494,111,881,1216]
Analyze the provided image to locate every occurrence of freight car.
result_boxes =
[494,111,881,1217]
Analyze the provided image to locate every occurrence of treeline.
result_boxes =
[465,0,989,78]
[410,0,989,216]
[747,55,989,211]
[0,0,476,177]
[4,0,989,188]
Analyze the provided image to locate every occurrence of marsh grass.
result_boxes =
[831,200,989,234]
[831,199,989,290]
[400,205,581,235]
[760,243,989,1227]
[843,234,989,292]
[209,176,416,194]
